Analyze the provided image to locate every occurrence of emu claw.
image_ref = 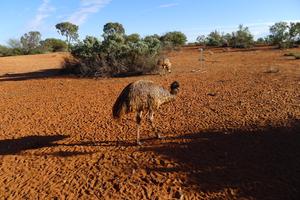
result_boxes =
[157,134,163,139]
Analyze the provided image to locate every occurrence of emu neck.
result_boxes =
[162,89,177,104]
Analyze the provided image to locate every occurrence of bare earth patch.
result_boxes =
[0,47,299,199]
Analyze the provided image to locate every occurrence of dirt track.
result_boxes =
[0,47,299,199]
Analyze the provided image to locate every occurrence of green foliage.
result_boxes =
[71,36,102,59]
[269,22,290,48]
[0,44,24,57]
[143,36,161,54]
[55,22,79,49]
[255,37,266,45]
[205,30,223,46]
[68,22,162,77]
[231,25,254,48]
[196,35,206,45]
[201,25,253,48]
[7,38,22,49]
[222,33,232,47]
[284,52,300,59]
[268,22,300,48]
[144,34,160,41]
[40,38,68,52]
[126,33,141,43]
[103,22,125,39]
[0,45,10,56]
[20,31,41,54]
[160,31,187,47]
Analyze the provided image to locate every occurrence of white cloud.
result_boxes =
[159,3,179,8]
[67,0,111,25]
[29,0,55,30]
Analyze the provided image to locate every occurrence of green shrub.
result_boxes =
[0,45,24,57]
[284,52,300,59]
[41,38,68,52]
[160,31,187,47]
[205,30,223,46]
[0,45,10,56]
[20,31,42,54]
[231,25,254,48]
[66,23,162,77]
[269,22,300,48]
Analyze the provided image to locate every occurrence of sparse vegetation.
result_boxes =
[197,25,254,48]
[160,31,187,47]
[66,22,162,77]
[284,52,300,59]
[55,22,79,50]
[40,38,68,52]
[20,31,42,54]
[231,25,254,48]
[269,22,300,48]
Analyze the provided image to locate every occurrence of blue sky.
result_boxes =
[0,0,300,45]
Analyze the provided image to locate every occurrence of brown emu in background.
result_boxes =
[157,57,172,74]
[113,80,180,145]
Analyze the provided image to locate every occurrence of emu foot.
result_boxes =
[157,133,163,139]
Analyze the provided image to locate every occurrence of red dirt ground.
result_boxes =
[0,47,299,199]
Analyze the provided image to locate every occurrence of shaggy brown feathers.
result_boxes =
[113,80,179,119]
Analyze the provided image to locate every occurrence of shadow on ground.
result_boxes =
[141,120,300,199]
[0,69,66,82]
[0,135,68,155]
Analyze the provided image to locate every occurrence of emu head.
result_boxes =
[170,81,180,95]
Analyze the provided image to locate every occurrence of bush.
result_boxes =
[160,31,187,47]
[41,38,68,52]
[20,31,42,54]
[231,25,254,48]
[66,23,162,77]
[0,45,10,57]
[205,30,223,46]
[284,52,300,59]
[269,22,300,48]
[0,45,24,57]
[255,37,266,45]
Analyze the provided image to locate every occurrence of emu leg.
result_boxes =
[136,111,143,145]
[149,110,161,139]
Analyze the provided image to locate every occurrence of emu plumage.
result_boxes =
[113,80,179,145]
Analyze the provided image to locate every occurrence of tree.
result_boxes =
[231,25,254,48]
[256,37,266,45]
[103,22,125,38]
[196,35,206,45]
[221,33,232,47]
[55,22,79,49]
[20,31,41,54]
[126,33,141,43]
[40,38,68,52]
[7,38,22,49]
[160,31,187,47]
[269,22,290,48]
[0,45,10,57]
[205,30,223,46]
[289,22,300,45]
[143,35,161,54]
[144,34,160,41]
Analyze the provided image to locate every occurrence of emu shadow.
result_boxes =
[66,140,137,147]
[142,121,300,199]
[0,135,68,155]
[0,69,65,82]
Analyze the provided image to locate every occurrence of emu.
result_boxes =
[157,57,172,74]
[112,80,180,145]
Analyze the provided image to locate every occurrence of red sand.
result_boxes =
[0,47,299,199]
